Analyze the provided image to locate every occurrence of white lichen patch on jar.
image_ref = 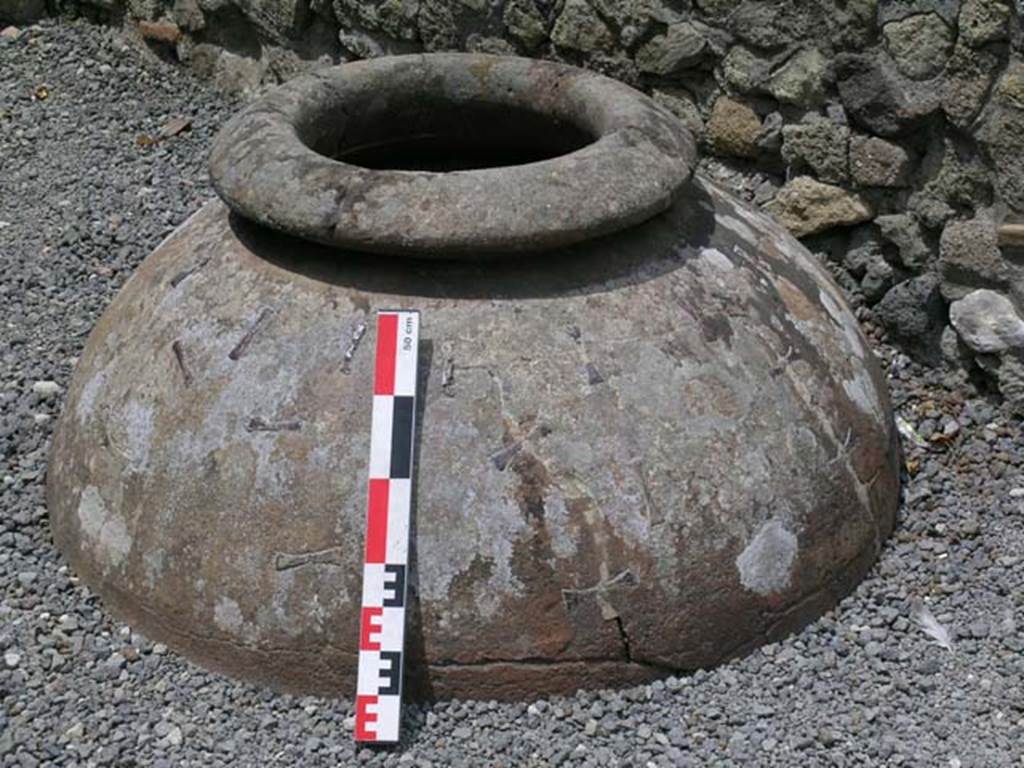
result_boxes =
[736,519,799,596]
[77,486,132,568]
[142,547,165,589]
[214,596,245,633]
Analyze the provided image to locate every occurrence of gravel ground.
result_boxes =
[2,20,1024,768]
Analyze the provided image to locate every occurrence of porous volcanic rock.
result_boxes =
[765,176,874,237]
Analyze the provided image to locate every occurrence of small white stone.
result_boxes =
[33,413,51,425]
[4,651,21,668]
[106,652,125,669]
[950,289,1024,354]
[31,380,61,398]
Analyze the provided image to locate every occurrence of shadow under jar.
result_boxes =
[47,53,900,700]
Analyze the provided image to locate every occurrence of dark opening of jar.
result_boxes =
[318,101,596,172]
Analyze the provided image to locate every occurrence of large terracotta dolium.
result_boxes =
[48,54,899,700]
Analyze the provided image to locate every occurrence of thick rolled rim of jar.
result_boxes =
[208,53,697,257]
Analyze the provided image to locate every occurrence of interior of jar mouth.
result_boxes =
[297,91,600,172]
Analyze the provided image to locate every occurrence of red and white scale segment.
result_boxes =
[355,310,420,743]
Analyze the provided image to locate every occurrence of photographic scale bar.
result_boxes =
[355,310,419,744]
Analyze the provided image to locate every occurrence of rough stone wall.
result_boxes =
[6,0,1024,407]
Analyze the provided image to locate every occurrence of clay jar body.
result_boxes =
[48,54,899,699]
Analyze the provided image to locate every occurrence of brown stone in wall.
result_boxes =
[706,96,761,158]
[765,177,874,238]
[137,19,182,43]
